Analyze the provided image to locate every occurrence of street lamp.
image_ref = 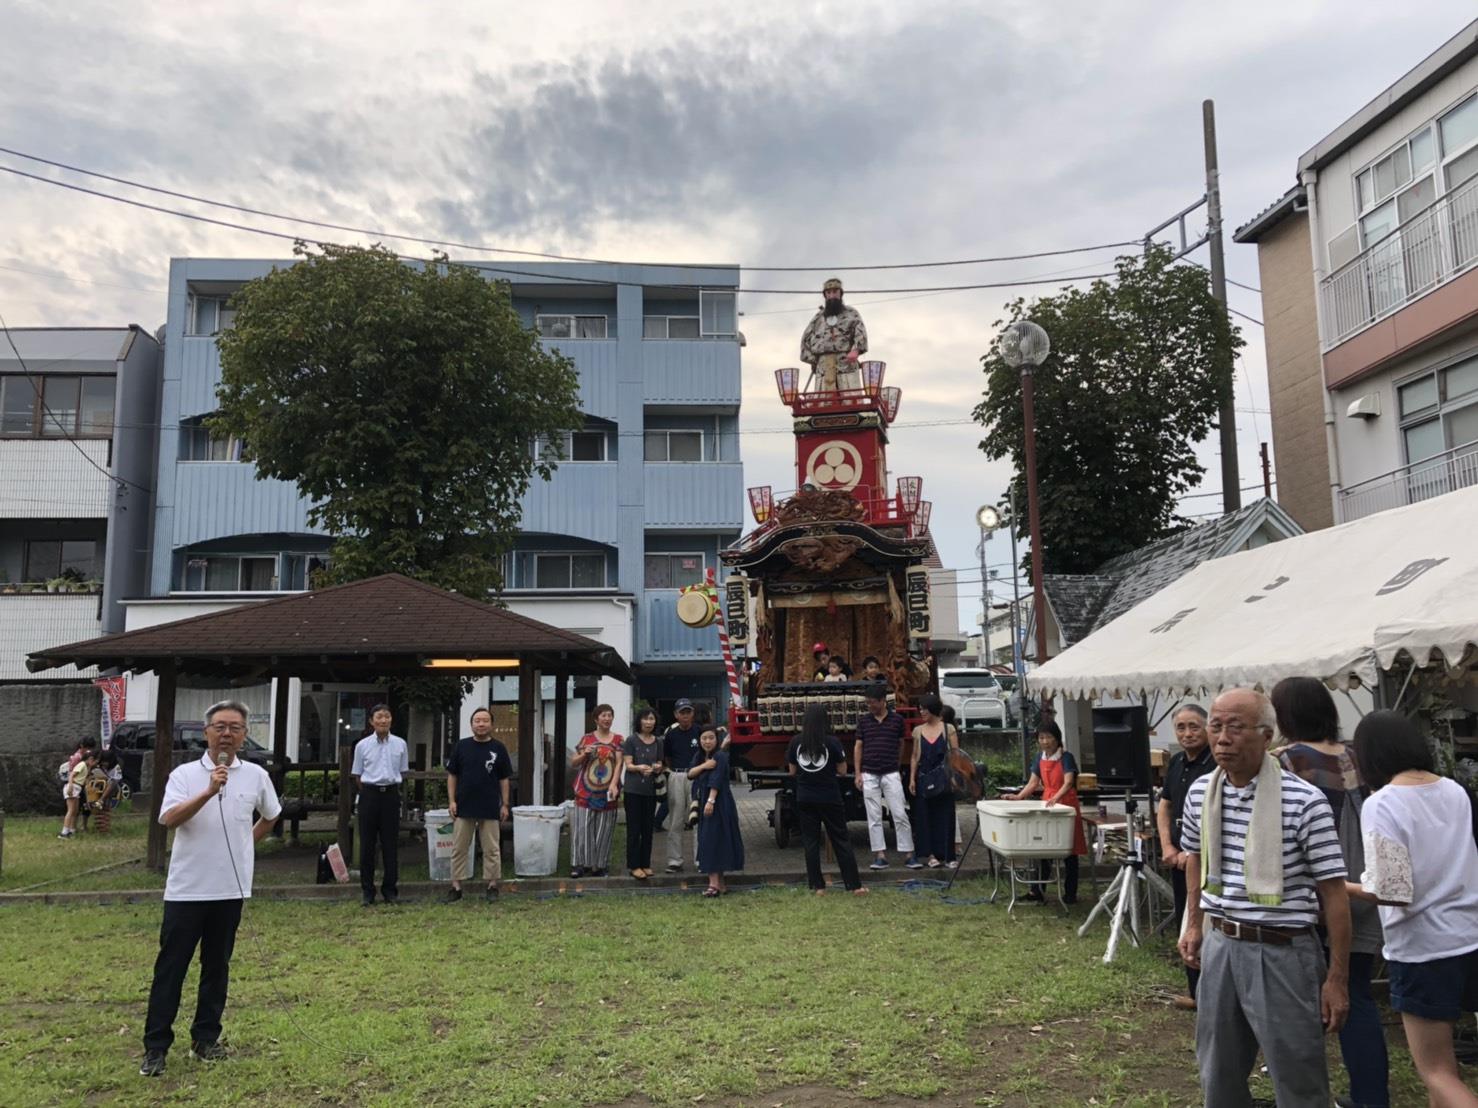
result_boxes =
[975,504,1001,669]
[998,320,1051,676]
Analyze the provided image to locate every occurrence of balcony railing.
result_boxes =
[1320,175,1478,350]
[1338,441,1478,522]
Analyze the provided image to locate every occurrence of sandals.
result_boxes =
[633,868,650,880]
[702,887,721,898]
[926,858,943,869]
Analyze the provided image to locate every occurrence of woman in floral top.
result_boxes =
[569,704,623,878]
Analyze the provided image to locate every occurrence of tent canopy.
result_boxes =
[1032,485,1478,699]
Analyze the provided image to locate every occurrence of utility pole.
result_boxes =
[977,536,991,667]
[1204,99,1240,514]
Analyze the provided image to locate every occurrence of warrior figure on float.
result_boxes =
[800,277,868,392]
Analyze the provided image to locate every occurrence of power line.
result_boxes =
[1228,306,1263,327]
[0,144,1142,274]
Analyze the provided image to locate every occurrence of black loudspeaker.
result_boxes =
[1092,705,1151,792]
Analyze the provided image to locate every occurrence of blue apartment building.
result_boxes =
[124,258,744,759]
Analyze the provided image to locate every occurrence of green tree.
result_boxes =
[973,246,1242,576]
[214,242,583,598]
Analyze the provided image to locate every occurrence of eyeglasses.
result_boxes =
[208,723,247,735]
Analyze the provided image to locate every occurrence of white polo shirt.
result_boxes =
[159,754,282,902]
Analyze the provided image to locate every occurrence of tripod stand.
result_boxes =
[1076,790,1174,963]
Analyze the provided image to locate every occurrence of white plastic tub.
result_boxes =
[423,808,456,881]
[975,800,1076,859]
[513,804,567,876]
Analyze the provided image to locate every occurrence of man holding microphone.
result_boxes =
[140,700,281,1078]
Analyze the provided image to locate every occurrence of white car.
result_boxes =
[938,669,1008,729]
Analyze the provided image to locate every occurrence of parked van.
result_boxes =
[938,669,1008,729]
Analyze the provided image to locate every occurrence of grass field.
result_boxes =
[0,816,1464,1106]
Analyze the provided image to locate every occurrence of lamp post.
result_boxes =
[975,505,1000,669]
[998,321,1052,675]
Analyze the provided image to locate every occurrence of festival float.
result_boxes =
[675,281,949,844]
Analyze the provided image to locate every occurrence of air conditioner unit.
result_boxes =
[1346,392,1381,419]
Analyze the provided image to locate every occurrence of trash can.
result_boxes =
[513,804,566,876]
[423,808,457,882]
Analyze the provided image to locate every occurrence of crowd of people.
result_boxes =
[115,683,1478,1098]
[56,736,124,839]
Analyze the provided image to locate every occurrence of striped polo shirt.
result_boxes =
[1181,769,1345,927]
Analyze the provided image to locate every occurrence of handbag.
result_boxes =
[918,733,951,799]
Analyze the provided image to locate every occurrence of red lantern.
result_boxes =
[880,386,901,422]
[897,476,923,515]
[774,367,799,406]
[747,485,774,524]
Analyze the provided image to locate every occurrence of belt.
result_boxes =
[1210,917,1312,946]
[362,783,401,793]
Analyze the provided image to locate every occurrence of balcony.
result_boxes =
[642,462,744,529]
[641,339,741,406]
[172,463,320,547]
[0,592,103,679]
[0,439,112,518]
[537,339,620,420]
[518,462,620,544]
[1320,176,1478,354]
[643,590,723,661]
[1338,441,1478,522]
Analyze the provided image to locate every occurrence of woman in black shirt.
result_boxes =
[787,704,866,895]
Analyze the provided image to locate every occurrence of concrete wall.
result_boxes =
[0,683,100,810]
[1255,212,1335,530]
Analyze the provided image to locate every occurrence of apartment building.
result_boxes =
[122,258,743,760]
[0,327,161,679]
[1235,20,1478,527]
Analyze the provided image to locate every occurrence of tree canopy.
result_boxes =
[973,245,1243,576]
[214,242,583,598]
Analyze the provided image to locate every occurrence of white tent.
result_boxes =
[1032,483,1478,699]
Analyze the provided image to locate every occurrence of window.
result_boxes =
[0,375,115,437]
[180,418,245,461]
[536,314,607,339]
[23,540,99,582]
[181,555,279,591]
[1398,357,1478,466]
[281,553,331,591]
[644,429,704,461]
[700,290,737,336]
[188,296,237,336]
[533,553,606,589]
[533,428,608,462]
[643,315,701,339]
[644,552,704,589]
[1439,96,1478,157]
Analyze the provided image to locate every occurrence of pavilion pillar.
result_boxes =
[551,673,569,802]
[147,660,177,872]
[517,660,540,807]
[270,675,291,837]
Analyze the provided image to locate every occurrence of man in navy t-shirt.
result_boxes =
[661,699,700,871]
[853,686,920,870]
[444,707,512,902]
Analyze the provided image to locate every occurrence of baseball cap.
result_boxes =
[675,698,694,711]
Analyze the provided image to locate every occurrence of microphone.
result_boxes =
[216,749,230,802]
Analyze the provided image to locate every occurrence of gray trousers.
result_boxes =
[569,805,617,870]
[665,773,695,868]
[1196,925,1330,1108]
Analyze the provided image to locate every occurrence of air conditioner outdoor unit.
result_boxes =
[1346,392,1381,419]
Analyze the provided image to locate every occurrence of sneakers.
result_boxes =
[1172,995,1197,1011]
[445,887,463,903]
[868,857,889,871]
[666,862,683,873]
[484,885,499,902]
[904,856,925,870]
[190,1041,228,1062]
[569,867,586,879]
[139,1050,166,1077]
[58,829,75,840]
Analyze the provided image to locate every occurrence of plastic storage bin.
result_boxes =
[423,808,457,881]
[975,799,1076,859]
[513,804,567,876]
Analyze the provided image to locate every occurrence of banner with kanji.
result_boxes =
[93,677,127,748]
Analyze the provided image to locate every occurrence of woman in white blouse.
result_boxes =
[1350,710,1478,1108]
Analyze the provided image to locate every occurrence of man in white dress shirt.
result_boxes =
[352,704,409,907]
[140,700,281,1078]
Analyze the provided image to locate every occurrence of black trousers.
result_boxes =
[1036,855,1080,901]
[625,793,656,871]
[798,801,863,891]
[1171,865,1199,996]
[143,898,243,1052]
[358,786,400,898]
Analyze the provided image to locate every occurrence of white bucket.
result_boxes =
[423,808,457,882]
[513,804,566,876]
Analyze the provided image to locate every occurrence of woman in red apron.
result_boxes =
[1008,721,1087,903]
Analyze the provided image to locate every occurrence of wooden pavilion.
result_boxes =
[26,573,634,869]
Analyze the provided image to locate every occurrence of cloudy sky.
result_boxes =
[2,1,1474,633]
